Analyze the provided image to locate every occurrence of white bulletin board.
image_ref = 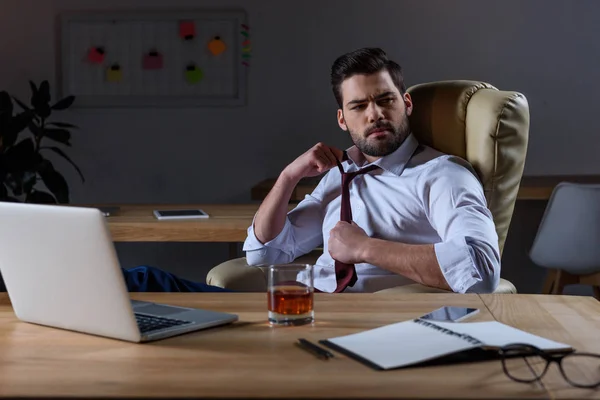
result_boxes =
[58,10,250,107]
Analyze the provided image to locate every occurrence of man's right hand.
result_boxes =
[253,143,343,245]
[282,143,344,183]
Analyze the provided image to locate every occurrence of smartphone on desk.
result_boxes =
[153,209,209,220]
[418,306,479,323]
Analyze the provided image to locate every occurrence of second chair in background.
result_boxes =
[529,182,600,300]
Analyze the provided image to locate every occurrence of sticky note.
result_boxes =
[106,64,122,82]
[208,36,226,55]
[142,51,163,70]
[87,46,105,64]
[185,65,203,84]
[179,20,195,40]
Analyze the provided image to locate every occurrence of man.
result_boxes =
[243,47,500,294]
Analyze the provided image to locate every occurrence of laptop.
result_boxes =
[0,202,238,342]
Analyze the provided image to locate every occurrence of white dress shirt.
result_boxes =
[243,133,500,293]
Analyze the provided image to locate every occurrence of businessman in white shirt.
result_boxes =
[243,47,500,294]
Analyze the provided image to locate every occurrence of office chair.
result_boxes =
[530,182,600,300]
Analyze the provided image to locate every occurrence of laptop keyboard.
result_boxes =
[135,313,192,334]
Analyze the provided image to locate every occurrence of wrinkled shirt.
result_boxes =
[243,133,500,293]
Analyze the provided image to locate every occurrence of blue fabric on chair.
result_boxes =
[122,266,234,292]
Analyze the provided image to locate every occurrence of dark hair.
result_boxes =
[330,47,406,108]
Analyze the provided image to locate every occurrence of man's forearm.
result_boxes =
[360,238,451,290]
[253,171,300,244]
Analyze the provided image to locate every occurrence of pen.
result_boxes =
[296,338,334,360]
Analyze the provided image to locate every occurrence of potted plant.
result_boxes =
[0,81,83,204]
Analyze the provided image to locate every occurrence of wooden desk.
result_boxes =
[102,204,261,242]
[94,204,269,258]
[251,175,600,202]
[480,294,600,399]
[1,292,598,399]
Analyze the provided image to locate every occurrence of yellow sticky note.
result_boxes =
[107,65,122,82]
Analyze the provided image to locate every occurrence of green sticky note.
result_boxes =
[185,66,203,84]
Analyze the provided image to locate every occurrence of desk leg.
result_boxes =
[228,242,239,259]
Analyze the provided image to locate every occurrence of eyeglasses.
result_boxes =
[499,343,600,388]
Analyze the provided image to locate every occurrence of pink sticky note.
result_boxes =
[142,52,163,70]
[87,47,105,64]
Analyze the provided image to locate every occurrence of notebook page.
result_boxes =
[324,319,480,370]
[428,321,572,350]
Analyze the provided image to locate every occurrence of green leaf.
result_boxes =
[5,138,36,171]
[0,91,13,114]
[29,80,50,118]
[38,81,51,103]
[46,121,78,129]
[9,172,23,195]
[12,96,31,111]
[26,190,56,204]
[3,111,35,148]
[34,103,51,119]
[28,120,44,137]
[51,95,75,110]
[22,171,37,194]
[41,146,84,182]
[29,81,38,96]
[38,161,69,203]
[43,128,71,146]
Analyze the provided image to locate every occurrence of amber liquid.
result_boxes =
[268,285,313,315]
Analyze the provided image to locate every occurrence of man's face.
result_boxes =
[337,70,412,158]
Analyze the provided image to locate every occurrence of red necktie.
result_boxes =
[333,157,379,293]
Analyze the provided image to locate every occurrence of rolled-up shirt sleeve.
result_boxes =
[243,172,332,266]
[424,157,501,293]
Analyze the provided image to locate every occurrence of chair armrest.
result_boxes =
[206,257,268,292]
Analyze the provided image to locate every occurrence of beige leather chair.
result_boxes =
[206,80,530,294]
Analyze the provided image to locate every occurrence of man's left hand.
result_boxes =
[328,221,370,264]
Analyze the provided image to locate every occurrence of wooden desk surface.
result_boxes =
[480,294,600,399]
[251,175,600,202]
[100,204,265,242]
[1,292,598,399]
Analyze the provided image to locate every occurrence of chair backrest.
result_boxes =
[407,80,530,255]
[529,182,600,275]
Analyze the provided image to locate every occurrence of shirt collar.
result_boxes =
[344,133,419,176]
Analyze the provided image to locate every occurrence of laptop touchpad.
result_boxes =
[135,304,188,317]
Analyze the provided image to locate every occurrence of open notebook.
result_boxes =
[320,318,573,370]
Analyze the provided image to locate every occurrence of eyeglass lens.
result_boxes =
[560,353,600,388]
[502,348,548,383]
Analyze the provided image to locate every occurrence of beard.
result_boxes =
[348,115,411,157]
